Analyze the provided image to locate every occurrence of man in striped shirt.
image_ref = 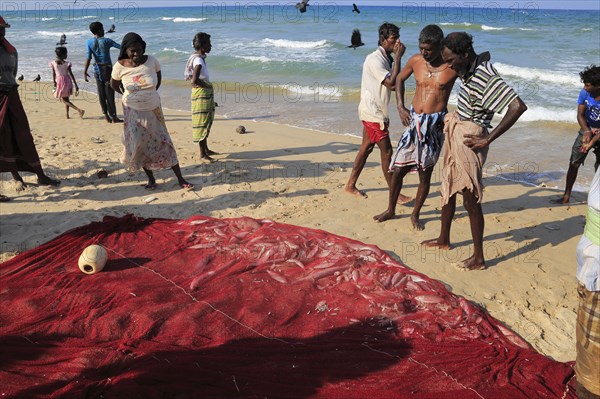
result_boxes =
[421,32,527,270]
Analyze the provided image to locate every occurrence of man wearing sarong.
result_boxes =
[575,167,600,399]
[421,32,527,270]
[373,25,457,230]
[0,16,60,191]
[345,23,405,198]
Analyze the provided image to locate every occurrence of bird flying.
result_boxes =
[295,0,310,13]
[348,29,365,49]
[57,33,67,46]
[352,3,361,13]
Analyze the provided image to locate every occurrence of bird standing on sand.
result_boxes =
[17,74,24,81]
[57,33,67,46]
[348,29,364,49]
[352,3,361,13]
[107,24,116,33]
[295,0,309,13]
[33,74,41,82]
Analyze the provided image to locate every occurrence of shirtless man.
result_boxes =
[344,23,405,198]
[374,25,457,229]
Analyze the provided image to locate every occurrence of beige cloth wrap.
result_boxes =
[441,111,489,205]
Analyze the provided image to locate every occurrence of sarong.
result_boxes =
[120,105,179,172]
[390,107,446,172]
[191,86,215,143]
[0,88,42,173]
[575,284,600,395]
[440,111,489,205]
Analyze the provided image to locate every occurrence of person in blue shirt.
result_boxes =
[552,65,600,204]
[83,22,122,123]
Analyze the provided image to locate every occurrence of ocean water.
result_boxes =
[3,3,600,189]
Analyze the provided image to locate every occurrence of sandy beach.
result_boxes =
[0,82,589,363]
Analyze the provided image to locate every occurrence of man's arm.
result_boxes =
[381,41,406,90]
[83,58,91,82]
[396,58,414,126]
[577,104,593,146]
[463,96,528,150]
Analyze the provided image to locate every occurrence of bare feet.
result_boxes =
[104,115,112,123]
[397,193,413,204]
[344,185,368,198]
[373,210,394,223]
[112,117,123,123]
[179,182,194,190]
[206,149,219,156]
[550,196,569,204]
[14,181,26,192]
[37,176,61,186]
[79,109,85,119]
[420,238,451,250]
[144,183,157,191]
[454,255,485,271]
[200,156,216,163]
[410,215,424,230]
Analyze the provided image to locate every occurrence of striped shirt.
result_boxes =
[457,54,517,128]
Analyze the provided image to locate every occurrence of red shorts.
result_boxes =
[362,120,389,143]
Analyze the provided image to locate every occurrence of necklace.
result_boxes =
[425,62,449,78]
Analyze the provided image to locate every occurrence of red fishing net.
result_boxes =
[0,215,576,398]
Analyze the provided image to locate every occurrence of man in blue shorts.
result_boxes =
[552,65,600,204]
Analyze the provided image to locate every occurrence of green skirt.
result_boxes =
[191,86,215,143]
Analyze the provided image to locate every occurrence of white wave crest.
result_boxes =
[481,25,505,31]
[264,38,329,49]
[494,63,580,86]
[41,18,56,21]
[279,84,343,98]
[440,22,472,26]
[37,30,90,37]
[162,47,187,54]
[518,106,576,123]
[73,16,97,20]
[161,17,174,21]
[235,55,274,63]
[172,17,207,23]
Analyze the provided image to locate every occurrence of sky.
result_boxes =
[2,0,599,11]
[118,0,599,10]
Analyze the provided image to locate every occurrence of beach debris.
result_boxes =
[57,33,67,46]
[96,169,108,179]
[236,125,246,134]
[315,300,329,312]
[295,0,309,13]
[544,224,560,231]
[143,196,158,204]
[91,137,106,144]
[352,3,361,13]
[348,29,364,49]
[33,74,41,82]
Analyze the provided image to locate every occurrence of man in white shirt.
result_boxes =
[345,23,405,198]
